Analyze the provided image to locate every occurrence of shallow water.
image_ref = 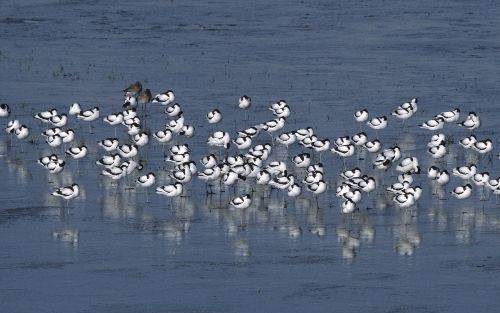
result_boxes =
[1,0,500,312]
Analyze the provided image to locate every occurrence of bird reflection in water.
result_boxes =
[52,229,79,250]
[391,208,421,256]
[233,238,250,257]
[336,211,376,262]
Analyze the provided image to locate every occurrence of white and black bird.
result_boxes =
[14,125,29,140]
[153,129,173,143]
[166,114,184,133]
[427,142,447,159]
[38,154,59,167]
[393,193,415,208]
[452,164,477,180]
[170,167,192,184]
[104,112,124,126]
[229,194,252,209]
[49,114,67,127]
[35,109,58,123]
[239,95,251,109]
[354,109,369,123]
[66,145,88,160]
[437,108,460,123]
[367,116,388,131]
[96,154,121,168]
[459,135,477,149]
[69,103,81,116]
[391,106,413,124]
[165,103,181,117]
[270,104,291,118]
[101,165,127,180]
[451,184,473,199]
[77,107,100,122]
[420,117,445,131]
[117,144,138,158]
[208,131,230,149]
[295,127,314,141]
[436,170,450,186]
[153,90,175,105]
[133,132,149,147]
[238,126,260,138]
[137,172,156,187]
[233,136,252,150]
[156,182,183,201]
[287,183,302,198]
[98,138,119,152]
[52,183,79,200]
[342,199,357,214]
[207,109,222,124]
[200,154,218,168]
[457,112,480,131]
[59,129,75,144]
[275,132,296,147]
[137,172,156,201]
[472,139,493,154]
[307,180,327,198]
[180,125,195,137]
[352,132,368,146]
[261,117,286,136]
[292,153,311,168]
[364,139,381,153]
[0,103,11,117]
[428,133,446,148]
[123,96,137,109]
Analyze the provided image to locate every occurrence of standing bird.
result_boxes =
[437,108,460,123]
[239,95,251,121]
[229,194,252,209]
[77,107,100,133]
[52,184,80,205]
[14,125,29,140]
[0,103,10,117]
[451,184,473,199]
[137,172,156,203]
[123,96,137,109]
[367,116,387,137]
[153,129,173,144]
[180,125,195,138]
[123,81,142,96]
[208,131,231,150]
[354,109,369,130]
[14,124,29,151]
[307,180,327,208]
[156,182,183,206]
[153,90,176,106]
[138,88,152,118]
[458,112,480,131]
[206,109,222,124]
[66,145,88,171]
[472,139,493,155]
[420,117,445,131]
[69,102,81,116]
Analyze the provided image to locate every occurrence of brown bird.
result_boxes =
[123,81,142,96]
[138,88,152,119]
[138,88,152,104]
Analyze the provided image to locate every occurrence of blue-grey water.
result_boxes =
[1,0,500,312]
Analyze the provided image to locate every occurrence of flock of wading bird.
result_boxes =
[1,81,499,212]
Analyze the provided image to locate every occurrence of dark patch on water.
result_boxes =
[280,254,337,265]
[284,283,347,300]
[0,206,59,224]
[0,17,50,25]
[352,272,398,281]
[0,261,73,270]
